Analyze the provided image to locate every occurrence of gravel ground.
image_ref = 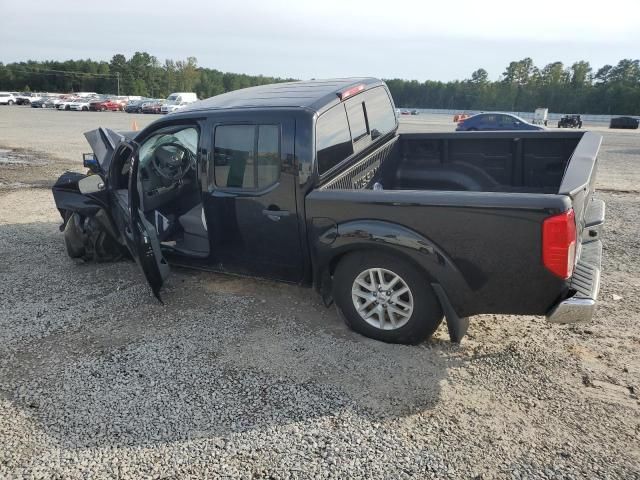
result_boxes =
[0,106,639,479]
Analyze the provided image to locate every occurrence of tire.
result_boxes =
[333,251,443,344]
[63,213,86,258]
[7,100,14,106]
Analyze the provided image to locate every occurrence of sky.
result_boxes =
[1,0,639,82]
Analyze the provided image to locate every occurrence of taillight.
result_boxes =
[542,209,577,279]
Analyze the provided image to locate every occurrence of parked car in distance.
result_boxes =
[609,116,639,130]
[160,92,198,114]
[44,96,67,108]
[52,78,604,346]
[0,92,17,105]
[558,115,583,128]
[90,98,125,111]
[410,110,419,115]
[141,100,165,114]
[15,92,44,105]
[69,98,95,111]
[30,97,49,108]
[56,98,79,110]
[124,99,149,113]
[456,113,544,131]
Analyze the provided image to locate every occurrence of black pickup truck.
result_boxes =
[52,78,605,344]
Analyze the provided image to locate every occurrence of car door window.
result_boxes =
[502,115,518,128]
[256,125,280,188]
[213,124,281,190]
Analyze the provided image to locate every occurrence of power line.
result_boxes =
[6,67,117,78]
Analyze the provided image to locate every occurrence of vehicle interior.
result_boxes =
[111,126,209,257]
[376,135,582,194]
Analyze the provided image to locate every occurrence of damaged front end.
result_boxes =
[62,209,125,262]
[51,129,131,262]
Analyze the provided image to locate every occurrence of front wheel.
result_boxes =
[7,100,14,106]
[333,252,443,344]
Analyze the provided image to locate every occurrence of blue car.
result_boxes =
[456,113,544,131]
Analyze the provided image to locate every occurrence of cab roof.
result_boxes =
[180,77,383,115]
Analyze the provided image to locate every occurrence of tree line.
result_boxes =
[387,58,640,115]
[0,53,638,114]
[0,52,295,101]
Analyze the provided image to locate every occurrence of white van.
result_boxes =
[161,92,198,114]
[533,107,549,126]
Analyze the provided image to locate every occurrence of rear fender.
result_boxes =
[313,219,472,312]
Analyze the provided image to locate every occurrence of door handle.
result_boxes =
[262,209,290,221]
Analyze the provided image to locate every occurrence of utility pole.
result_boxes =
[116,72,120,96]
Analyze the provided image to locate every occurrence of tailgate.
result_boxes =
[558,131,603,241]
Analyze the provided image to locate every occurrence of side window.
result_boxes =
[213,124,280,190]
[362,87,396,138]
[316,105,353,175]
[481,115,495,125]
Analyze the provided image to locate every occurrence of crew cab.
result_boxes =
[52,78,605,344]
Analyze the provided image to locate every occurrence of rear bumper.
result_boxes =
[546,240,602,323]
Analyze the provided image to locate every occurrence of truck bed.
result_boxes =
[381,131,584,194]
[308,130,602,319]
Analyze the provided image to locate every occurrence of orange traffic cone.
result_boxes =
[131,120,139,131]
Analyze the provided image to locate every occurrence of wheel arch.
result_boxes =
[313,219,471,313]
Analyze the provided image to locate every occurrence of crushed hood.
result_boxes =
[84,128,136,173]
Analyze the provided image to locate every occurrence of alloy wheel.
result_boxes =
[351,267,414,330]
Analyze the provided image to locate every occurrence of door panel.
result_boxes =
[204,116,303,282]
[130,149,171,299]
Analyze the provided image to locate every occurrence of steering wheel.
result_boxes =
[151,142,194,181]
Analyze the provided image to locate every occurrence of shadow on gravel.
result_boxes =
[1,221,458,451]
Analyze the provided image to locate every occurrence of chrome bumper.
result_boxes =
[547,240,602,323]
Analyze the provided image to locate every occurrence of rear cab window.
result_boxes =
[316,85,397,176]
[316,106,353,175]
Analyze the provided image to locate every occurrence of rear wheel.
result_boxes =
[7,100,14,106]
[333,251,443,344]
